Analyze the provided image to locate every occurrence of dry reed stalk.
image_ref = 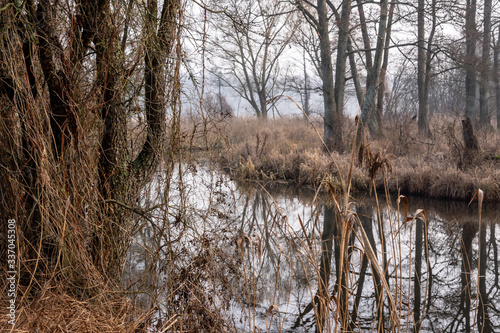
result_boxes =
[354,215,399,326]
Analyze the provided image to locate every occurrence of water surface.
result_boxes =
[124,163,500,332]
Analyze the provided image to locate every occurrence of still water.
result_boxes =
[124,163,500,332]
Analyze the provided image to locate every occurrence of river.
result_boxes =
[123,162,500,332]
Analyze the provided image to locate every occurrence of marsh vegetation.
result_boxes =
[2,0,500,332]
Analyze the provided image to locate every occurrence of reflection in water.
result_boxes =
[460,221,477,333]
[317,205,335,332]
[124,165,500,332]
[354,203,385,331]
[478,219,493,333]
[248,191,500,332]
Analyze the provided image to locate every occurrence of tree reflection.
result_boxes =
[229,182,500,332]
[354,203,385,330]
[460,221,477,333]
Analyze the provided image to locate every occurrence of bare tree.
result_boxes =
[286,48,315,118]
[464,0,477,119]
[208,0,297,119]
[493,26,500,130]
[417,0,438,134]
[479,0,492,126]
[0,0,181,286]
[356,0,389,144]
[295,0,345,152]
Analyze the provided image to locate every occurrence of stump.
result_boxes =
[460,117,480,169]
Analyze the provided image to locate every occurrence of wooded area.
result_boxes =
[203,0,500,152]
[1,0,500,331]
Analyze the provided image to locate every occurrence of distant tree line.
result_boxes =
[203,0,500,152]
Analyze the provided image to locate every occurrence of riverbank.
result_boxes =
[211,116,500,201]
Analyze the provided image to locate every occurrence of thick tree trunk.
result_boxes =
[317,0,343,152]
[464,0,477,119]
[0,0,180,296]
[417,0,428,134]
[333,0,351,121]
[94,0,179,277]
[375,1,395,139]
[479,0,492,127]
[357,0,388,144]
[493,30,500,131]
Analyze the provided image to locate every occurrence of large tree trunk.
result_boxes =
[94,0,179,276]
[494,29,500,131]
[464,0,477,119]
[333,0,352,123]
[0,0,180,292]
[317,0,343,152]
[357,0,389,145]
[375,0,395,139]
[479,0,492,127]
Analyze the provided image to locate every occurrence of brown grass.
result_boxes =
[214,115,500,201]
[0,284,147,332]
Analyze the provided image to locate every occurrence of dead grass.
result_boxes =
[214,116,500,201]
[0,285,147,332]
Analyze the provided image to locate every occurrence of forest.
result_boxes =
[1,0,500,332]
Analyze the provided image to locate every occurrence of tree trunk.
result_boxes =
[303,49,311,117]
[417,0,429,134]
[461,117,480,169]
[348,38,364,106]
[479,0,492,127]
[375,1,395,139]
[333,0,352,122]
[464,0,477,119]
[417,0,437,135]
[258,90,268,119]
[356,0,373,71]
[493,29,500,131]
[0,0,180,297]
[357,0,388,144]
[317,0,343,152]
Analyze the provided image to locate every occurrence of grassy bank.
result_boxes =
[210,116,500,201]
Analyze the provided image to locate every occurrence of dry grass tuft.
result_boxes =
[358,140,393,181]
[1,285,145,332]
